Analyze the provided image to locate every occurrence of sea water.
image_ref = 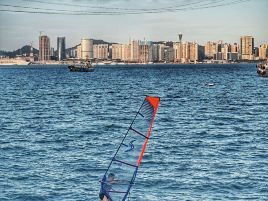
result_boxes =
[0,64,267,200]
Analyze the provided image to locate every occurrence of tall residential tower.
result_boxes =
[240,36,254,60]
[81,38,93,60]
[57,37,66,61]
[39,35,50,61]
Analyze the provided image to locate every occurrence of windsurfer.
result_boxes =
[99,173,130,200]
[99,173,115,201]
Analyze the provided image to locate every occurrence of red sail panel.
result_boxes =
[137,96,160,166]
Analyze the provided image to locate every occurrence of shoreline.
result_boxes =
[0,62,258,68]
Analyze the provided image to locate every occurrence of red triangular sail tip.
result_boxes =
[146,96,160,110]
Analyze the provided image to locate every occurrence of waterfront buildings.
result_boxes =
[121,44,131,62]
[81,38,93,60]
[39,35,50,61]
[76,45,82,59]
[152,44,159,62]
[205,41,217,59]
[93,44,108,60]
[57,37,66,61]
[173,42,181,62]
[240,36,254,60]
[189,42,198,62]
[112,44,122,60]
[35,34,261,63]
[231,43,239,53]
[174,42,198,63]
[158,44,174,62]
[140,41,153,63]
[130,40,140,62]
[259,44,268,60]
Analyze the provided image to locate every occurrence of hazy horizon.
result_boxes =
[0,0,268,51]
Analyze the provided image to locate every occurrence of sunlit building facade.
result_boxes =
[93,44,108,60]
[112,44,122,60]
[240,36,254,60]
[259,44,268,60]
[205,41,217,59]
[81,38,93,60]
[130,40,140,62]
[39,35,50,61]
[121,44,131,62]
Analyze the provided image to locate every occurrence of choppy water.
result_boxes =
[0,64,267,201]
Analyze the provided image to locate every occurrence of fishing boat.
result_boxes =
[99,96,160,201]
[68,60,95,72]
[257,61,268,77]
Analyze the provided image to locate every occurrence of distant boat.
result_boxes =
[256,62,268,77]
[205,83,215,87]
[68,60,95,72]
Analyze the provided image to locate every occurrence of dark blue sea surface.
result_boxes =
[0,64,267,201]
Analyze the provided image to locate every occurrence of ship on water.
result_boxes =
[68,59,95,72]
[256,61,268,77]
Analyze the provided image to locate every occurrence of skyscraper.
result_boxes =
[259,44,268,60]
[76,44,82,59]
[240,36,254,60]
[189,42,199,62]
[93,44,108,60]
[139,41,153,63]
[121,44,131,62]
[57,37,66,61]
[81,38,93,60]
[39,35,50,61]
[205,41,217,59]
[112,44,122,60]
[130,40,140,62]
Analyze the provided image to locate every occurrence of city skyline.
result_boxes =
[33,34,266,63]
[0,0,268,51]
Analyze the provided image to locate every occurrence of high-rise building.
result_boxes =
[231,43,238,53]
[130,40,140,62]
[121,44,131,62]
[39,35,50,61]
[76,44,82,59]
[205,41,217,59]
[139,41,153,63]
[174,42,198,63]
[189,42,198,62]
[240,36,254,60]
[93,44,108,60]
[57,37,66,61]
[158,44,166,62]
[50,47,55,57]
[158,44,173,62]
[112,44,122,60]
[81,38,93,60]
[254,47,259,58]
[152,44,159,62]
[259,44,268,60]
[198,45,205,61]
[173,42,181,62]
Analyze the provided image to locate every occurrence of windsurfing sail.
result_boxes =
[100,96,160,201]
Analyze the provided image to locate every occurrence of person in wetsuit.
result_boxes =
[99,173,115,201]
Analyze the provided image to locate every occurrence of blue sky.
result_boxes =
[0,0,267,51]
